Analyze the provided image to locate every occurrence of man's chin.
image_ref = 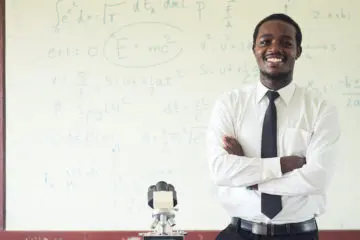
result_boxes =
[260,70,291,82]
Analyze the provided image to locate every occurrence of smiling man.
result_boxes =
[206,13,341,240]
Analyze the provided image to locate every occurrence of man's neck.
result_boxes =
[260,76,292,91]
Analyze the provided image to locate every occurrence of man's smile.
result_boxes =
[263,53,286,67]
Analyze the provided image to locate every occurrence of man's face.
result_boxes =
[253,20,301,81]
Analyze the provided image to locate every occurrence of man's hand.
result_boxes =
[223,136,244,156]
[223,136,254,189]
[247,156,306,191]
[280,156,306,174]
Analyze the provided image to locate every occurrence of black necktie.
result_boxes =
[261,90,282,219]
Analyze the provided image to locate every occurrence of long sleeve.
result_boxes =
[257,103,341,196]
[207,93,282,188]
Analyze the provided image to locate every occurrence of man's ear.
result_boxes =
[252,42,256,53]
[296,46,302,59]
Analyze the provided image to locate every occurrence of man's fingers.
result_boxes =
[223,136,231,143]
[223,136,232,146]
[224,144,235,153]
[224,136,235,141]
[224,144,232,150]
[223,136,240,154]
[224,136,237,144]
[223,136,244,156]
[224,140,235,149]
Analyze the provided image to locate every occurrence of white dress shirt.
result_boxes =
[206,81,341,224]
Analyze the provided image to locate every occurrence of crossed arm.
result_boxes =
[207,97,341,196]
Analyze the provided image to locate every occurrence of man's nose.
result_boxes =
[268,41,282,51]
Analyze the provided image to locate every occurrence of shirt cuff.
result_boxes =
[261,157,282,181]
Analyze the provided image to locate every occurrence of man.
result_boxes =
[206,13,341,240]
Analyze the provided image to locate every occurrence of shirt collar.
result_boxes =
[256,81,296,106]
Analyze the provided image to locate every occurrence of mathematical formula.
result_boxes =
[312,8,351,20]
[163,97,209,122]
[142,126,207,151]
[53,0,205,32]
[223,0,236,28]
[52,0,352,33]
[50,71,360,103]
[52,70,182,98]
[103,22,183,68]
[47,36,337,62]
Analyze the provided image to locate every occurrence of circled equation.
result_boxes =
[103,21,183,68]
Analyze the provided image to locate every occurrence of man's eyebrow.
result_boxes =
[259,34,293,39]
[259,33,272,38]
[280,35,293,40]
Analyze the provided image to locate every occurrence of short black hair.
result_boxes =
[252,13,302,51]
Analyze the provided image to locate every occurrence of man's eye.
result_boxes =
[283,41,293,47]
[259,40,270,45]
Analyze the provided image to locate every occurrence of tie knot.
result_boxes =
[266,91,280,102]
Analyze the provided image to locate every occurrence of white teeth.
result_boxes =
[266,58,283,62]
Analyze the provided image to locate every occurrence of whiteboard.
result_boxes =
[5,0,360,230]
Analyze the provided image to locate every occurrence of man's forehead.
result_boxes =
[258,20,296,35]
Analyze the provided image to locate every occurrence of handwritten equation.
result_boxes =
[53,0,205,32]
[340,76,360,107]
[306,76,360,94]
[47,32,337,70]
[50,21,184,68]
[199,33,252,52]
[133,0,186,13]
[44,166,98,190]
[47,34,337,58]
[200,33,337,54]
[224,0,236,28]
[305,76,360,107]
[142,126,207,151]
[198,63,259,81]
[312,8,351,20]
[50,70,360,111]
[164,97,209,122]
[103,22,183,68]
[47,130,121,154]
[52,70,181,98]
[52,0,353,33]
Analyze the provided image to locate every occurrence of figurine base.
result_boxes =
[139,231,186,240]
